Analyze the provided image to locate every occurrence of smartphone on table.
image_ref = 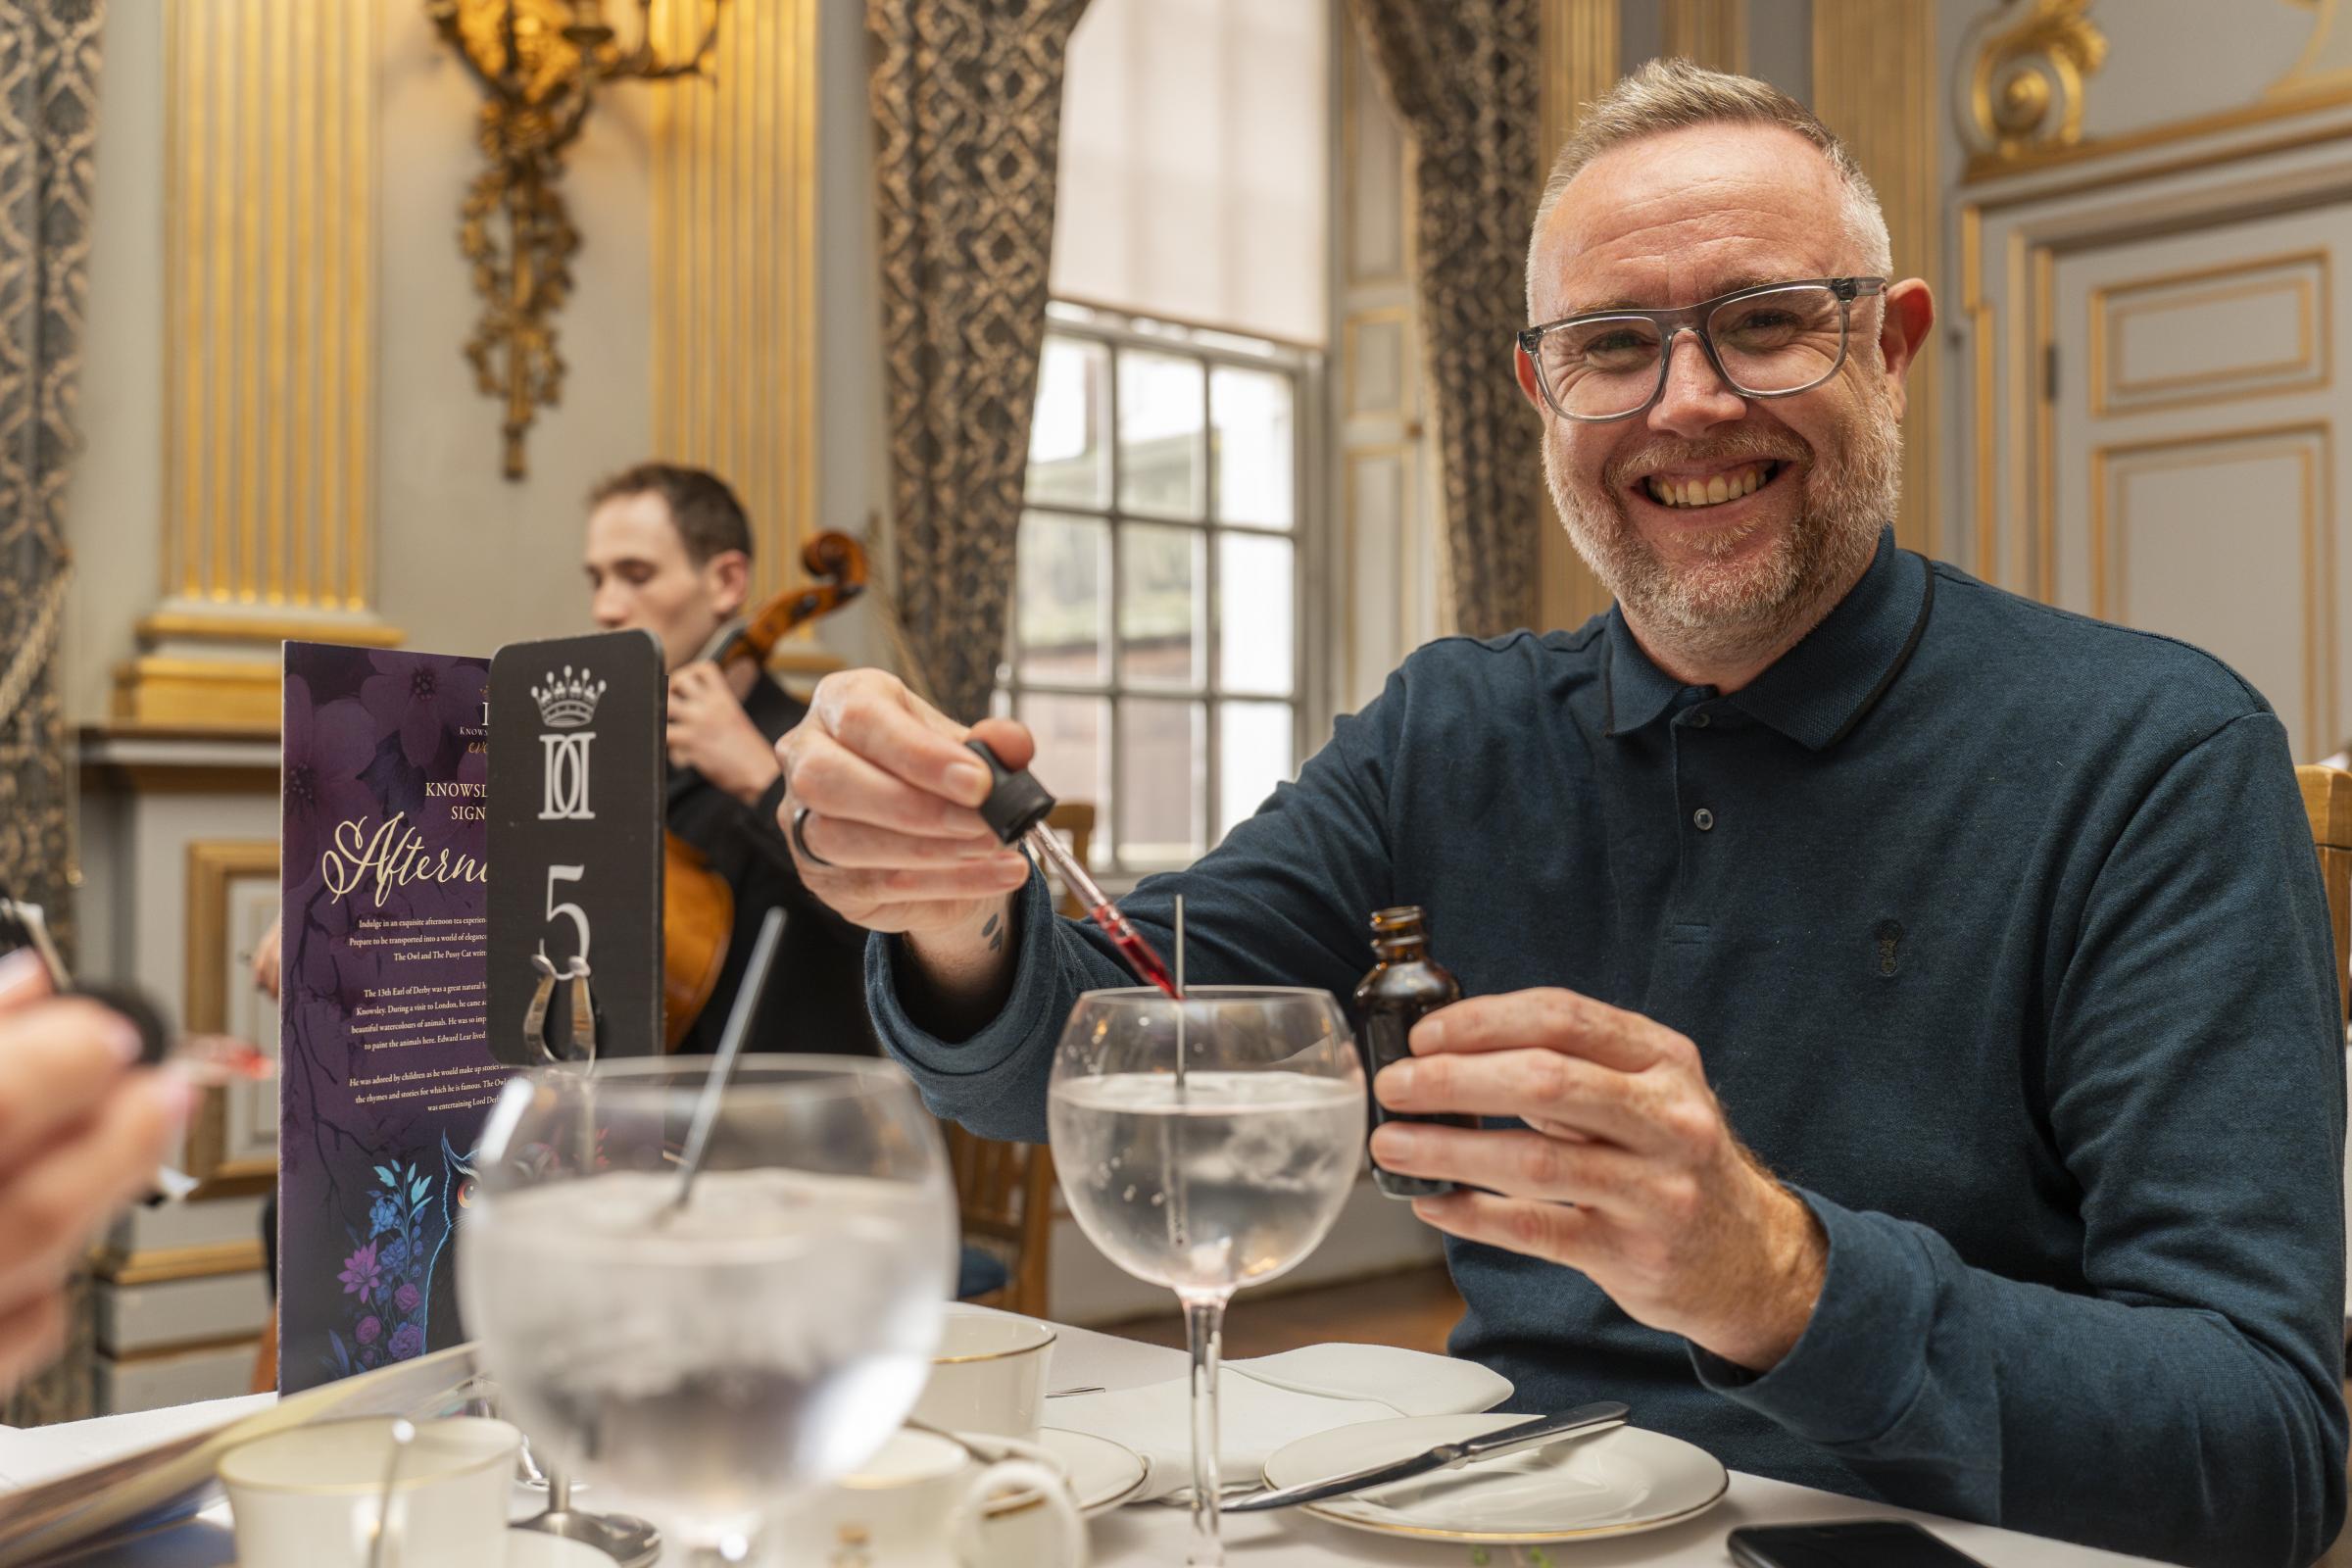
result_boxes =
[1728,1519,1990,1568]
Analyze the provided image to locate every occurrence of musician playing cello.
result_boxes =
[581,462,875,1054]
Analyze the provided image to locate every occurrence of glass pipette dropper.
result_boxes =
[964,741,1182,1000]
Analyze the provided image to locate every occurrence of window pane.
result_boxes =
[1120,523,1203,689]
[1218,701,1295,840]
[1117,698,1204,864]
[1017,512,1107,684]
[1211,366,1295,528]
[1021,694,1109,868]
[1028,336,1109,508]
[1217,532,1295,696]
[1118,351,1206,518]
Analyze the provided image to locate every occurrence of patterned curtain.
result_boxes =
[1346,0,1546,638]
[0,0,103,1427]
[868,0,1091,724]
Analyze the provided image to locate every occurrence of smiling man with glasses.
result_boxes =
[780,59,2345,1568]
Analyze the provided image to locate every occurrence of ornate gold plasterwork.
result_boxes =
[1958,0,2109,170]
[2272,0,2352,97]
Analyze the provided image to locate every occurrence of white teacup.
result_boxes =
[220,1415,519,1568]
[909,1309,1056,1437]
[793,1428,1087,1568]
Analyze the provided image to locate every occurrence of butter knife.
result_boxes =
[1220,1401,1631,1514]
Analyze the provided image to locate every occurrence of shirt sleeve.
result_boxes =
[867,668,1413,1143]
[1690,710,2349,1568]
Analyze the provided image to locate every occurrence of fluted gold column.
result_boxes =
[1663,0,1748,74]
[1536,0,1619,632]
[1814,0,1940,560]
[122,0,396,730]
[649,0,819,606]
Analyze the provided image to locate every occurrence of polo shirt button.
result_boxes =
[1693,808,1715,831]
[1689,710,1710,728]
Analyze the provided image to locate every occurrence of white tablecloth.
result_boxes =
[0,1321,2166,1566]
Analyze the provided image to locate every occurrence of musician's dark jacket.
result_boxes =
[666,671,876,1055]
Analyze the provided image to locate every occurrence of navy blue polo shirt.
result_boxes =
[870,530,2347,1567]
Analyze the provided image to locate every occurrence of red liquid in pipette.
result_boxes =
[1020,821,1184,999]
[1094,906,1181,1000]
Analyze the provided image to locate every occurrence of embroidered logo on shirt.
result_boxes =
[1873,919,1904,977]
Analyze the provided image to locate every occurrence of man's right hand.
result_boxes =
[776,670,1038,1024]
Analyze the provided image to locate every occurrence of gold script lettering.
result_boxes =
[319,813,491,906]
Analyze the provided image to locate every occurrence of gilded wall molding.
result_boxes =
[136,0,394,729]
[1535,0,1617,632]
[1815,0,1941,561]
[164,0,379,619]
[1661,0,1747,74]
[648,0,819,602]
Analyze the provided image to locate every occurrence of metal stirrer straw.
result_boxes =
[667,906,786,1218]
[1173,894,1186,1096]
[367,1420,416,1568]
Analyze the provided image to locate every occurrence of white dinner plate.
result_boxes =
[1037,1426,1152,1516]
[1259,1412,1729,1544]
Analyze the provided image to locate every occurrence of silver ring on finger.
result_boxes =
[790,805,837,869]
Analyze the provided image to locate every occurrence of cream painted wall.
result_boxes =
[62,7,166,726]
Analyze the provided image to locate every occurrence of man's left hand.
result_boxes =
[666,662,781,807]
[1369,988,1826,1372]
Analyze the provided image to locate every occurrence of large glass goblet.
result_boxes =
[461,1055,956,1566]
[1047,987,1366,1567]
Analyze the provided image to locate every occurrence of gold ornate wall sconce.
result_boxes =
[425,0,725,478]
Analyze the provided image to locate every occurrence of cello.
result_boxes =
[662,529,867,1049]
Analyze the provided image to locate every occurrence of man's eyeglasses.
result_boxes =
[1516,276,1886,422]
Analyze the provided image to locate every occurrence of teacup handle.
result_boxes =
[947,1457,1088,1568]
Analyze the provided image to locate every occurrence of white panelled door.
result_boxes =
[2049,206,2352,760]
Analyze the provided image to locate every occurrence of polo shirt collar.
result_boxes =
[1603,527,1935,751]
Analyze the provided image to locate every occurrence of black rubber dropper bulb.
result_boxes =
[963,739,1181,1000]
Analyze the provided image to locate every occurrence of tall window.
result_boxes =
[1002,302,1313,875]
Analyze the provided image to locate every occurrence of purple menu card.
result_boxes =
[275,642,502,1394]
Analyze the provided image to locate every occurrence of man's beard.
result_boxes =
[1543,387,1901,663]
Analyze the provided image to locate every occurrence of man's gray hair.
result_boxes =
[1529,59,1892,318]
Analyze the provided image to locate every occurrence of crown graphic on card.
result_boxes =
[530,666,606,729]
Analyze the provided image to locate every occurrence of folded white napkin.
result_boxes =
[1045,1344,1510,1501]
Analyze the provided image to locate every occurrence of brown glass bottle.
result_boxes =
[1351,906,1474,1200]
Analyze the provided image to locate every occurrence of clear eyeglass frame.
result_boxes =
[1516,275,1888,423]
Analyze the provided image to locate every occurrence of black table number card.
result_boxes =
[486,629,664,1065]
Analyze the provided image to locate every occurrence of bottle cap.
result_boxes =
[965,740,1055,844]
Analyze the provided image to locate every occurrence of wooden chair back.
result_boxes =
[945,1122,1056,1318]
[1044,802,1097,918]
[2296,764,2352,1022]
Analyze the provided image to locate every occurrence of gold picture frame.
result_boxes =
[182,840,280,1199]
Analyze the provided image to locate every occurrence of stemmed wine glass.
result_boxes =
[1048,987,1366,1567]
[460,1055,957,1565]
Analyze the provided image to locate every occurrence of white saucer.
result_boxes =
[1260,1412,1728,1544]
[229,1530,603,1568]
[1037,1427,1152,1516]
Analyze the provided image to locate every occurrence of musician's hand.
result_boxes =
[250,915,281,1003]
[777,671,1035,1026]
[667,662,781,808]
[0,953,191,1396]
